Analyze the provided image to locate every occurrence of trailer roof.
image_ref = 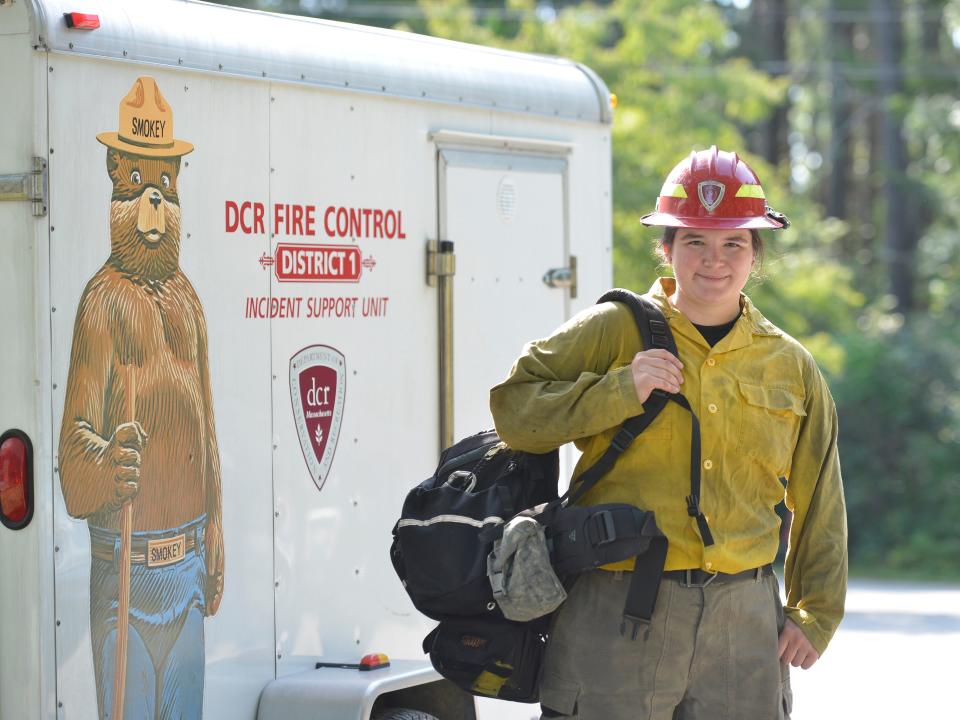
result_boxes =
[28,0,612,124]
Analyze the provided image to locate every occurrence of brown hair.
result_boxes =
[657,226,764,272]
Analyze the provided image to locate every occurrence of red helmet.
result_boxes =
[640,146,788,230]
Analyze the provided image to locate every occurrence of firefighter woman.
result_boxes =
[490,146,847,720]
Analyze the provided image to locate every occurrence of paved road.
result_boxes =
[476,578,960,720]
[789,578,960,719]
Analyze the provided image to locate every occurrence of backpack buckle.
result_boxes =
[610,427,636,453]
[589,509,617,547]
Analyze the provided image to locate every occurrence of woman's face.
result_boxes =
[664,228,755,312]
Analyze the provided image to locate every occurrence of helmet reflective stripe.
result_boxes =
[660,183,688,199]
[735,184,766,199]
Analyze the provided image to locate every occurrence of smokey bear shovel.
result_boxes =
[112,364,136,719]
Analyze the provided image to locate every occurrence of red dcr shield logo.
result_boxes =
[290,345,346,491]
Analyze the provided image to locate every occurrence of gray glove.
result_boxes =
[487,515,566,622]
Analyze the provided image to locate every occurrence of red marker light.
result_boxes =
[359,653,390,671]
[0,430,33,530]
[64,12,100,30]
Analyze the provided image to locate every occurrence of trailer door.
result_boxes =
[438,147,571,440]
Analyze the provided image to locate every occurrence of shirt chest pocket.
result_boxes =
[737,382,806,475]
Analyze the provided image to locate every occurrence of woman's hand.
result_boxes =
[778,618,819,669]
[630,349,684,403]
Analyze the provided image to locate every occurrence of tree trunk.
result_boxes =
[752,0,790,165]
[873,0,912,311]
[825,1,855,222]
[921,0,945,59]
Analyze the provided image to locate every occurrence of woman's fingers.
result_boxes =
[634,355,684,385]
[631,349,686,402]
[778,619,819,670]
[631,358,676,379]
[641,348,684,370]
[632,368,680,397]
[644,368,681,391]
[635,349,683,372]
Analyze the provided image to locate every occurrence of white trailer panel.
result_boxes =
[0,1,613,718]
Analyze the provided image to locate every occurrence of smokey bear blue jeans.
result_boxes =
[88,516,207,720]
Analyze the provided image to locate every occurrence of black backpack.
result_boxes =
[390,428,559,621]
[389,289,711,703]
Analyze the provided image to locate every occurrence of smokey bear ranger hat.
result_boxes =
[97,76,194,158]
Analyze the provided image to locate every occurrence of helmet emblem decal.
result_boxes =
[697,180,725,213]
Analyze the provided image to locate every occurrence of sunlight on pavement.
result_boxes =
[789,579,960,719]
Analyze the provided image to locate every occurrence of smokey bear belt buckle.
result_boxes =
[146,534,187,568]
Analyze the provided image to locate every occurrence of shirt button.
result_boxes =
[706,358,716,367]
[705,562,714,570]
[708,403,718,414]
[703,459,713,470]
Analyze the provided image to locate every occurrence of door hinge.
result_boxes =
[426,239,456,287]
[543,255,577,299]
[0,157,48,217]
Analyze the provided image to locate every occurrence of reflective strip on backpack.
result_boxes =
[397,514,504,529]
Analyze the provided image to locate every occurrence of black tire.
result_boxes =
[372,710,440,720]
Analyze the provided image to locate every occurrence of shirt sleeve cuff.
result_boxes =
[614,364,646,417]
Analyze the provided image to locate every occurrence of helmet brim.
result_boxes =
[639,212,786,230]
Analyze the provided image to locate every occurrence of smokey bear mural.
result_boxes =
[58,76,223,720]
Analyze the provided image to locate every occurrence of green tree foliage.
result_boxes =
[220,0,960,578]
[407,0,960,579]
[831,313,960,575]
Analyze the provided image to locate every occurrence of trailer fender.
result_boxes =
[256,659,474,720]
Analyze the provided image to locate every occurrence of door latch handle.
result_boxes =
[542,255,577,298]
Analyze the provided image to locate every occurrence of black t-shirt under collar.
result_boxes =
[693,316,739,347]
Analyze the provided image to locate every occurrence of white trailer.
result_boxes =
[0,1,613,718]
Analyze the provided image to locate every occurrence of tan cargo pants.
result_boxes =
[539,569,792,720]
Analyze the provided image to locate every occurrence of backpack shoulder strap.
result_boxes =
[560,288,714,547]
[560,290,671,507]
[596,288,677,357]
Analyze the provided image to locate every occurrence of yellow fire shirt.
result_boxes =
[490,278,848,654]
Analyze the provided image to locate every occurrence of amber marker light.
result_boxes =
[359,653,391,671]
[315,652,391,671]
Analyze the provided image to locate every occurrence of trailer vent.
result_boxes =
[497,177,517,222]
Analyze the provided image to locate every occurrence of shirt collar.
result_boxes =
[645,277,782,339]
